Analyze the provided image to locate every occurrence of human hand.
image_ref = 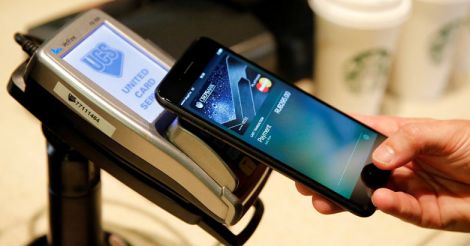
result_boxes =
[296,115,470,232]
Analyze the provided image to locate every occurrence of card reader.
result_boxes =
[28,9,270,225]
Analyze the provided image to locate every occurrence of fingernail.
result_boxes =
[373,144,395,164]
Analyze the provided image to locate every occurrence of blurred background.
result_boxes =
[1,0,470,245]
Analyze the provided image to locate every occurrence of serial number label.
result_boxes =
[71,97,101,123]
[53,82,116,137]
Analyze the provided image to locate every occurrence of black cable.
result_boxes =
[14,33,42,56]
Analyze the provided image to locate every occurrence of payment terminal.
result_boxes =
[27,9,270,225]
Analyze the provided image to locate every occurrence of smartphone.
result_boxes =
[156,37,390,217]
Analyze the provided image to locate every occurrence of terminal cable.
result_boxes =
[14,33,42,56]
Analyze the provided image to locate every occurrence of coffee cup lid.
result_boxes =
[309,0,411,29]
[415,0,470,4]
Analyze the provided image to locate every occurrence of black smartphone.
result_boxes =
[156,37,390,217]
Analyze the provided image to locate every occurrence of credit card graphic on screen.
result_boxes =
[190,55,270,135]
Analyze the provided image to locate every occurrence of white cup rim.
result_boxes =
[309,0,411,30]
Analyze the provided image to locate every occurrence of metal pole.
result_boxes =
[44,127,104,246]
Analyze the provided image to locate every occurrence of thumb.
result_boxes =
[372,121,447,170]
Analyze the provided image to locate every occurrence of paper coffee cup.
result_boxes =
[389,0,470,100]
[310,0,411,114]
[449,6,470,90]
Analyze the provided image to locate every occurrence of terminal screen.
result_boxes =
[62,22,168,123]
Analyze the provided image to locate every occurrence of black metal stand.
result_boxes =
[46,127,103,245]
[29,127,129,246]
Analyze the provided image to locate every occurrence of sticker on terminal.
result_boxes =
[53,82,116,137]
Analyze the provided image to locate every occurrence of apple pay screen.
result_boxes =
[180,49,379,199]
[62,22,168,123]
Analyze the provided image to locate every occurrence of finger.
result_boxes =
[295,182,314,196]
[372,188,422,225]
[310,193,344,214]
[372,121,446,170]
[295,183,344,214]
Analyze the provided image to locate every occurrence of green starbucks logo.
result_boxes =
[343,48,390,94]
[429,19,461,65]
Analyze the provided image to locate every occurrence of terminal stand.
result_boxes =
[9,61,265,246]
[41,127,105,246]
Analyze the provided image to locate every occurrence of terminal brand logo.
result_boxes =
[50,47,63,54]
[82,43,123,77]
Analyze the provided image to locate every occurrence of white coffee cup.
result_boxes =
[310,0,411,114]
[389,0,470,100]
[449,6,470,90]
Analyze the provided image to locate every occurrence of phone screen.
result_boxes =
[158,39,387,215]
[62,22,168,123]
